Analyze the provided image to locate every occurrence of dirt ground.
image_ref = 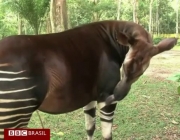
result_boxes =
[144,50,180,80]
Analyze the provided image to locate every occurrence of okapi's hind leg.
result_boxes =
[98,101,117,140]
[0,64,40,140]
[83,101,97,140]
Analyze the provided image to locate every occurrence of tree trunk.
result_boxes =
[156,0,159,35]
[24,23,27,35]
[176,0,179,38]
[60,0,68,30]
[18,14,22,35]
[117,0,122,20]
[54,0,68,32]
[34,27,38,35]
[46,15,52,33]
[92,0,99,21]
[132,0,139,24]
[149,0,153,35]
[50,0,56,33]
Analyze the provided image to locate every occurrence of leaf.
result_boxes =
[171,120,179,125]
[51,131,64,136]
[167,76,180,82]
[142,95,150,99]
[177,86,180,95]
[56,132,64,136]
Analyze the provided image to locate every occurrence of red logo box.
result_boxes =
[4,129,50,140]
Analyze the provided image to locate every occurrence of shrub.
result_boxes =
[153,37,180,46]
[167,73,180,95]
[153,37,164,44]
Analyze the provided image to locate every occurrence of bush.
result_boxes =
[153,37,180,46]
[153,37,164,44]
[167,73,180,95]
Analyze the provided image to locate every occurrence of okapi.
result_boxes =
[0,20,177,140]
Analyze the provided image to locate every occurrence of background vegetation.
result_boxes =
[0,0,180,39]
[0,0,179,139]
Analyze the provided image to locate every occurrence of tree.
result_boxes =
[0,1,18,38]
[176,0,179,38]
[50,0,56,33]
[155,0,159,34]
[0,0,179,36]
[61,0,68,30]
[50,0,68,32]
[149,0,153,35]
[6,0,50,35]
[17,13,22,35]
[132,0,139,23]
[116,0,122,20]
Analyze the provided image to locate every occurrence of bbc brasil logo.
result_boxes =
[8,130,27,136]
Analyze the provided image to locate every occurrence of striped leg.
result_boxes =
[98,102,117,140]
[0,67,39,140]
[83,101,97,140]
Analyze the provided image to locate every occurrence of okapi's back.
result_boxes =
[0,22,113,115]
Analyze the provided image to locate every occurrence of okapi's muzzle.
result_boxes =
[105,31,178,105]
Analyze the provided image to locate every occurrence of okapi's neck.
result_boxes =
[96,21,129,67]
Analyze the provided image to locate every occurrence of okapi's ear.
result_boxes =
[151,38,178,56]
[116,32,130,46]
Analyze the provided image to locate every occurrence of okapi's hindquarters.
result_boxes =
[0,63,42,139]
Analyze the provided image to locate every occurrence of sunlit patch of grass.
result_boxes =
[172,46,180,50]
[28,76,180,140]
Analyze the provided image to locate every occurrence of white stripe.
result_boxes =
[20,126,28,128]
[11,121,28,128]
[0,85,36,94]
[0,63,11,67]
[0,70,26,74]
[84,113,95,130]
[0,113,32,120]
[101,121,112,139]
[100,110,114,115]
[0,129,3,139]
[0,77,31,81]
[0,98,37,103]
[99,113,114,120]
[0,117,30,125]
[83,101,97,110]
[0,105,37,112]
[98,101,117,109]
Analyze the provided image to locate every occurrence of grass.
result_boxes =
[172,45,180,50]
[28,76,180,140]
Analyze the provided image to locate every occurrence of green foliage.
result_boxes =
[67,0,116,28]
[67,0,93,27]
[5,0,50,34]
[153,37,164,44]
[0,0,179,36]
[167,73,180,82]
[168,73,180,95]
[0,2,18,38]
[153,37,180,47]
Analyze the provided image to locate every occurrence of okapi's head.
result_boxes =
[105,25,178,105]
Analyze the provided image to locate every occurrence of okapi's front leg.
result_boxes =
[98,102,117,140]
[83,101,97,140]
